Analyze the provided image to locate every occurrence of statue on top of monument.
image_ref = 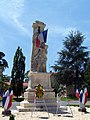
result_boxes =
[31,21,48,72]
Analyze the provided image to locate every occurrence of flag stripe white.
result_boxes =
[2,90,13,110]
[4,96,10,109]
[38,33,44,42]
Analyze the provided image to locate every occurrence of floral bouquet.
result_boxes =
[35,84,44,98]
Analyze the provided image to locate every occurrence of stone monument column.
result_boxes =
[26,20,54,96]
[17,21,55,112]
[31,20,48,72]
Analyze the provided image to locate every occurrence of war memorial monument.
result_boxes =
[17,21,55,112]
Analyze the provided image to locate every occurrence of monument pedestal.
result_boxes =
[17,72,56,112]
[25,72,55,100]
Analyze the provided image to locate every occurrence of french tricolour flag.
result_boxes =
[2,89,13,110]
[76,89,80,99]
[80,87,88,105]
[36,29,48,47]
[83,87,88,105]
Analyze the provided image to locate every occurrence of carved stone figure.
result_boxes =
[30,21,48,72]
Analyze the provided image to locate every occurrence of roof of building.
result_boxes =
[4,82,28,87]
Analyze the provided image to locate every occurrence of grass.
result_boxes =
[13,97,24,102]
[58,96,90,107]
[0,95,90,107]
[0,96,24,102]
[60,96,78,101]
[0,96,2,102]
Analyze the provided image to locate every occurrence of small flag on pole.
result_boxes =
[76,88,80,99]
[80,90,83,103]
[78,87,88,105]
[2,89,13,110]
[84,87,88,105]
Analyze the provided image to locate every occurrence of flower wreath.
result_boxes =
[35,84,44,98]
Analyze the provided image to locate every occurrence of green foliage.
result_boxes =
[13,97,24,102]
[24,70,29,82]
[51,73,60,97]
[0,52,8,71]
[0,96,2,102]
[84,60,90,97]
[2,75,11,82]
[11,46,25,98]
[0,53,10,89]
[84,60,90,85]
[58,84,66,97]
[52,31,90,88]
[9,114,15,120]
[0,80,10,90]
[0,52,8,88]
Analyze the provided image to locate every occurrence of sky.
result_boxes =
[0,0,90,76]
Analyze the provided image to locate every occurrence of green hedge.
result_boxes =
[13,97,24,102]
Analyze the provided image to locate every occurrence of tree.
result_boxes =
[52,31,89,89]
[0,52,8,70]
[84,60,90,86]
[11,47,25,98]
[24,70,29,82]
[0,52,8,88]
[84,59,90,96]
[2,75,11,82]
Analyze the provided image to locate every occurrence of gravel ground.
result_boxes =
[0,106,90,120]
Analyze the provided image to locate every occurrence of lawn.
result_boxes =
[0,96,24,102]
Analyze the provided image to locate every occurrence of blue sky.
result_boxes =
[0,0,90,76]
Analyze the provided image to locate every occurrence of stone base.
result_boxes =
[2,110,11,116]
[18,88,56,112]
[24,88,55,101]
[17,99,57,112]
[17,88,56,112]
[78,103,86,112]
[78,107,86,112]
[28,72,52,89]
[24,72,55,101]
[17,72,56,112]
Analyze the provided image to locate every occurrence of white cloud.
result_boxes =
[0,0,30,36]
[50,26,77,36]
[11,17,30,36]
[0,0,24,18]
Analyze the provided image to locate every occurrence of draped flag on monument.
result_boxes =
[2,89,13,110]
[36,29,48,47]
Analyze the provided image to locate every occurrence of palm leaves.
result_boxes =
[0,52,8,70]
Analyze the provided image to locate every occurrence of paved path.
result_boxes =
[68,100,90,106]
[0,100,90,110]
[0,101,90,120]
[0,106,90,120]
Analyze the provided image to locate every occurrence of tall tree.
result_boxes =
[52,31,89,88]
[11,47,25,98]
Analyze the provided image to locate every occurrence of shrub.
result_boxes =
[9,114,15,120]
